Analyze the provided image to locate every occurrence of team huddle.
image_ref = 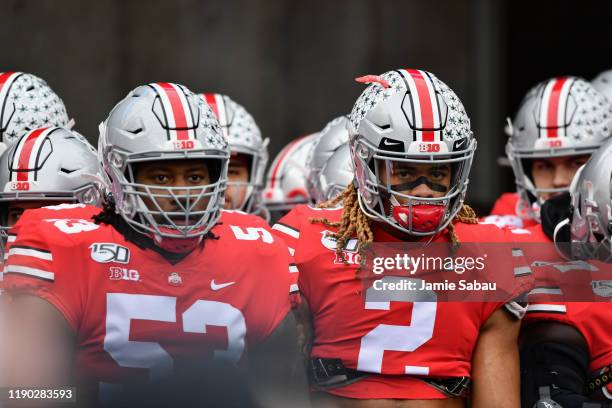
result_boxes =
[0,68,611,408]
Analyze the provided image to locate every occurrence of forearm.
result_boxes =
[471,309,521,408]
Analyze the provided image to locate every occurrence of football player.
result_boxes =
[1,83,305,406]
[0,72,70,150]
[272,69,530,407]
[485,77,611,229]
[200,93,269,219]
[520,138,612,408]
[262,133,318,224]
[305,115,349,203]
[0,126,100,291]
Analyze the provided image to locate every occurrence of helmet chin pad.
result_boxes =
[150,226,203,253]
[392,204,445,232]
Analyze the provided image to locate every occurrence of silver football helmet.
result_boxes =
[0,126,101,256]
[0,72,69,145]
[262,133,318,214]
[592,69,612,102]
[566,138,612,261]
[349,69,475,236]
[506,76,612,221]
[99,82,229,239]
[200,93,268,215]
[318,143,353,202]
[306,115,349,202]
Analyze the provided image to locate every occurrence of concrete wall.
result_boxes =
[1,0,505,210]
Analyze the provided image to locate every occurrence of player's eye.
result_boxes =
[187,174,206,184]
[152,174,171,184]
[393,167,415,180]
[533,160,553,172]
[430,166,450,181]
[571,157,588,169]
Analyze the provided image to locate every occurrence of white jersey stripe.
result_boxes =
[9,247,53,261]
[6,265,54,281]
[272,223,300,239]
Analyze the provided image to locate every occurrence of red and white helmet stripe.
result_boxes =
[203,93,229,139]
[0,72,23,128]
[538,77,575,139]
[10,127,53,182]
[397,69,442,142]
[268,136,310,191]
[149,82,196,142]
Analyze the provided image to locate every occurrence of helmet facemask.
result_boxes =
[569,178,612,263]
[352,135,475,236]
[103,146,228,240]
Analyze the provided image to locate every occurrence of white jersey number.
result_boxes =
[46,218,100,234]
[229,226,274,244]
[357,277,437,375]
[104,293,246,380]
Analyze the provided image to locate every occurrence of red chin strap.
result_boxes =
[150,227,203,254]
[392,204,445,232]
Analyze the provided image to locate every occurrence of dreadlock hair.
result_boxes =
[309,183,478,261]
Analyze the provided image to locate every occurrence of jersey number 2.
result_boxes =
[357,283,437,375]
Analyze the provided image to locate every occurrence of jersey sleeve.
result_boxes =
[271,207,306,301]
[271,206,305,256]
[2,211,84,330]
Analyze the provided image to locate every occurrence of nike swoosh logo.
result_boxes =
[382,139,402,146]
[455,139,467,149]
[211,280,236,291]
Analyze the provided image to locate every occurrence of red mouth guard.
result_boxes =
[392,204,445,232]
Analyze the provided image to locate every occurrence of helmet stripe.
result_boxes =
[269,135,312,189]
[11,127,50,182]
[539,77,574,138]
[0,72,22,132]
[150,83,195,141]
[204,93,229,139]
[399,69,440,142]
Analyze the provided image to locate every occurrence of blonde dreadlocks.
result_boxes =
[309,183,478,260]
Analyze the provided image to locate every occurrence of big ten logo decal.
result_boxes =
[109,267,140,282]
[10,181,30,191]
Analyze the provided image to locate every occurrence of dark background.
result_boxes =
[1,0,611,213]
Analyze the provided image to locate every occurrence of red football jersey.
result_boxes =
[273,204,531,399]
[483,193,538,229]
[490,192,520,216]
[4,204,295,399]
